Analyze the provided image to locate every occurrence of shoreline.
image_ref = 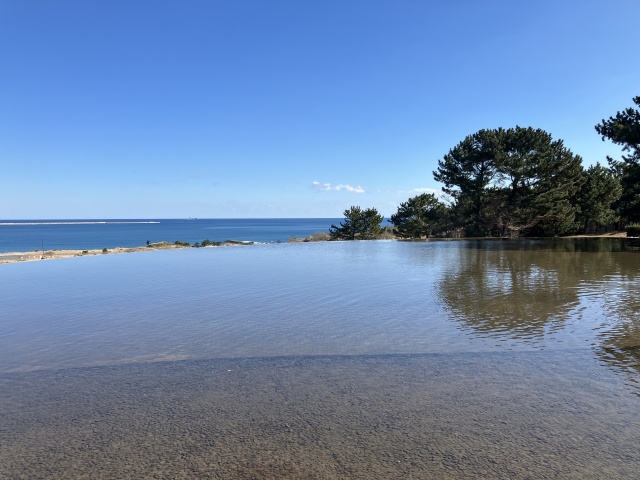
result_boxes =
[0,241,255,265]
[1,232,631,265]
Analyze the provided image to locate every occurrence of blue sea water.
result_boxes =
[0,218,341,252]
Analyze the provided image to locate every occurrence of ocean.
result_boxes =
[0,218,341,252]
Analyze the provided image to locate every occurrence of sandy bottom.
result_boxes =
[1,352,639,479]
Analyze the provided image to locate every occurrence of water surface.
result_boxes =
[1,239,639,478]
[0,218,340,252]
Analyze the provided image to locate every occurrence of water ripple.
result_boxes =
[1,240,639,393]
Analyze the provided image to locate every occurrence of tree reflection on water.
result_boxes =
[436,238,640,391]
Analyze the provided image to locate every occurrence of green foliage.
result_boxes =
[201,239,222,247]
[626,223,640,237]
[575,164,621,233]
[188,239,223,248]
[595,96,640,163]
[595,96,640,223]
[390,193,449,238]
[608,160,640,223]
[174,240,190,246]
[329,206,384,240]
[102,248,108,254]
[433,129,501,236]
[433,126,584,237]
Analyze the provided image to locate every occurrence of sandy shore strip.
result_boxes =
[1,232,631,265]
[0,241,255,265]
[563,231,627,238]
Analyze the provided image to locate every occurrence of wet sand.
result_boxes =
[0,241,256,264]
[0,243,187,264]
[1,351,638,479]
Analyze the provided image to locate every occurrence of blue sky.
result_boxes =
[1,0,639,219]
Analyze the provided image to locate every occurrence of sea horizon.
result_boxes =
[0,218,346,253]
[0,216,342,222]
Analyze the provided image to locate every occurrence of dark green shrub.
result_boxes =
[330,206,384,240]
[199,239,222,247]
[174,240,190,247]
[626,223,640,237]
[102,248,108,254]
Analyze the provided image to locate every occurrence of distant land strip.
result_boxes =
[0,221,161,226]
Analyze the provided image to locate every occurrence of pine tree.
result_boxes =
[390,193,449,238]
[575,164,622,233]
[595,96,640,223]
[329,206,384,240]
[433,126,584,236]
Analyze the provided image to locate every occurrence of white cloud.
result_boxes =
[312,181,366,193]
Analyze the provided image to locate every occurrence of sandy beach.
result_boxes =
[0,243,187,264]
[0,241,258,265]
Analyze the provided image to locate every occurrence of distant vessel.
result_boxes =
[188,217,198,220]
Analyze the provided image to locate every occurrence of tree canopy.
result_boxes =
[595,96,640,223]
[329,206,384,240]
[332,101,639,240]
[595,96,640,163]
[433,126,584,236]
[433,129,500,236]
[574,163,621,233]
[390,193,450,238]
